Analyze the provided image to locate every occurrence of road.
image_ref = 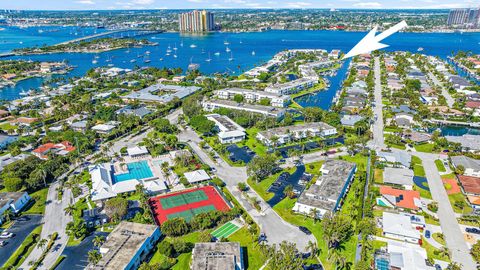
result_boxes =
[372,57,385,150]
[415,152,476,270]
[19,182,74,270]
[428,72,455,107]
[178,127,315,251]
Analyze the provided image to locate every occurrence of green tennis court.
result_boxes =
[211,221,241,239]
[160,190,209,210]
[166,205,216,222]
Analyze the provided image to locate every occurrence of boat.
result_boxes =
[417,47,424,52]
[224,40,230,45]
[190,44,197,48]
[160,58,164,61]
[108,63,114,67]
[214,52,221,56]
[38,29,44,33]
[173,54,178,58]
[145,51,151,55]
[180,40,184,47]
[252,51,256,56]
[225,46,231,53]
[206,53,212,62]
[130,59,137,63]
[137,53,143,58]
[166,52,171,56]
[173,43,178,51]
[19,90,29,96]
[92,59,98,64]
[229,52,234,62]
[201,49,206,54]
[144,59,151,63]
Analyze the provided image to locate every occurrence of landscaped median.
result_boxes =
[1,225,42,269]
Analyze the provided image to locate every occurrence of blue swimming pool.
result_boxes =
[113,161,153,183]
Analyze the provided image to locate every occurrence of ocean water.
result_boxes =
[1,27,480,104]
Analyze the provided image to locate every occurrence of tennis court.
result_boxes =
[160,190,208,210]
[211,221,241,239]
[149,186,231,224]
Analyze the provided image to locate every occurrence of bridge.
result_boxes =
[54,28,163,46]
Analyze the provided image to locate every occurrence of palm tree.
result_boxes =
[38,238,48,251]
[93,235,105,248]
[3,209,12,224]
[64,204,76,216]
[306,240,318,258]
[437,246,450,259]
[309,208,320,223]
[88,250,102,265]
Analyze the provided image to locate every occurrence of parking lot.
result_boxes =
[0,214,43,266]
[275,137,344,158]
[227,145,256,163]
[267,165,311,206]
[56,232,109,270]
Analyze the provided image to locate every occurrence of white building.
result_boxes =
[256,122,337,146]
[0,192,31,224]
[215,88,290,107]
[89,163,167,201]
[382,212,421,244]
[293,160,356,218]
[265,77,316,95]
[90,222,161,270]
[206,114,246,144]
[202,99,286,120]
[184,170,211,184]
[127,146,149,158]
[92,122,117,135]
[451,155,480,177]
[383,167,415,190]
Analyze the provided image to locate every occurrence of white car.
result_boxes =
[0,232,14,239]
[0,240,6,247]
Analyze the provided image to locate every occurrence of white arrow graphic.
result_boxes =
[343,20,408,59]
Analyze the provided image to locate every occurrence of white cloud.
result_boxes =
[76,0,95,4]
[286,1,312,8]
[132,0,154,5]
[353,2,382,8]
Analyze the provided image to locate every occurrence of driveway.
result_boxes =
[56,232,109,270]
[0,214,42,266]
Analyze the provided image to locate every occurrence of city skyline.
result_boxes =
[1,0,480,11]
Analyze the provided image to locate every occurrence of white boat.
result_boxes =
[145,51,151,55]
[206,53,212,62]
[180,41,184,47]
[173,43,178,51]
[252,51,256,56]
[224,40,229,45]
[160,58,164,61]
[144,59,151,63]
[108,63,114,67]
[226,47,231,53]
[166,52,171,56]
[19,90,28,96]
[190,44,197,48]
[229,52,234,62]
[92,59,98,64]
[130,59,137,63]
[417,47,424,52]
[214,52,221,56]
[173,54,178,58]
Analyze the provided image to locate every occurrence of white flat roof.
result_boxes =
[127,146,149,156]
[383,212,420,240]
[184,170,211,183]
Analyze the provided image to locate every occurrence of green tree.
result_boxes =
[247,155,277,181]
[233,94,244,103]
[93,235,106,248]
[160,218,189,236]
[3,176,23,191]
[104,197,128,222]
[88,250,102,265]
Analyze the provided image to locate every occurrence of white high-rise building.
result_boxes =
[179,10,215,32]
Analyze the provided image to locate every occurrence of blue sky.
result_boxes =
[2,0,479,10]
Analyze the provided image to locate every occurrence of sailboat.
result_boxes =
[173,53,178,58]
[130,59,137,63]
[206,53,212,62]
[173,43,178,51]
[229,52,234,62]
[160,58,164,61]
[224,40,230,45]
[180,40,184,47]
[92,57,98,64]
[145,50,151,55]
[252,51,256,56]
[166,44,172,53]
[190,44,197,48]
[225,46,231,53]
[214,52,221,56]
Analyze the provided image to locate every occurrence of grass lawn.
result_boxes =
[387,143,406,150]
[448,193,473,215]
[227,227,268,270]
[434,160,446,173]
[247,167,296,201]
[172,253,191,270]
[414,184,432,200]
[374,169,384,184]
[2,225,42,269]
[304,161,324,176]
[432,233,446,246]
[272,197,358,270]
[441,173,456,180]
[23,188,48,215]
[421,236,451,262]
[339,154,368,172]
[384,126,402,133]
[414,143,436,153]
[0,122,16,131]
[411,157,426,178]
[237,127,268,157]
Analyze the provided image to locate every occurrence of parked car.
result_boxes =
[466,227,480,234]
[425,230,431,238]
[0,232,14,239]
[0,240,6,247]
[434,264,442,270]
[299,226,312,235]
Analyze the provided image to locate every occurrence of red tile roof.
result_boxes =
[457,175,480,195]
[466,101,480,109]
[33,141,76,159]
[379,186,420,210]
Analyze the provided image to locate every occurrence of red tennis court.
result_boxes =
[149,186,231,224]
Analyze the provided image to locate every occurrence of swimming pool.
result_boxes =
[113,161,154,183]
